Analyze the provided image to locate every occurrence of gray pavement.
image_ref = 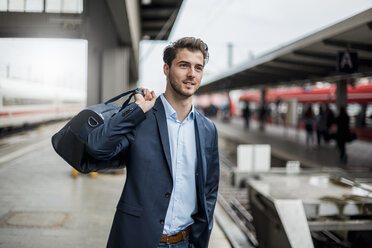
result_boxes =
[0,123,231,248]
[214,117,372,171]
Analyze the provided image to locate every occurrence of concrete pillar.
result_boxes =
[286,99,298,127]
[102,47,130,101]
[85,0,136,106]
[336,80,348,109]
[87,43,102,106]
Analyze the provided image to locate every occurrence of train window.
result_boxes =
[367,104,372,127]
[347,103,360,117]
[3,97,53,106]
[62,100,84,104]
[0,0,83,13]
[46,0,82,13]
[8,0,24,12]
[25,0,43,12]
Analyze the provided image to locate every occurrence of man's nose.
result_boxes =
[187,68,196,78]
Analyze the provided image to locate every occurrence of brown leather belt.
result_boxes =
[160,226,190,244]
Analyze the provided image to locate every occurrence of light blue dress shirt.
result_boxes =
[160,94,198,235]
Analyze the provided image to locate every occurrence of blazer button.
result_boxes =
[121,107,134,117]
[160,219,164,225]
[165,192,171,198]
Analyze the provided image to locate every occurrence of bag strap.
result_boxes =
[104,88,144,112]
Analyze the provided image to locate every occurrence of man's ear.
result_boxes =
[163,63,169,76]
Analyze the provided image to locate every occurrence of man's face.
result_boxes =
[164,48,204,98]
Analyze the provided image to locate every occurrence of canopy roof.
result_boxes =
[199,8,372,94]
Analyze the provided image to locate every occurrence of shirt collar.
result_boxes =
[160,94,195,122]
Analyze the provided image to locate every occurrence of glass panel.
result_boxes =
[77,0,83,13]
[0,65,7,78]
[9,0,25,12]
[46,0,83,13]
[46,0,61,13]
[25,0,43,12]
[0,0,7,11]
[62,0,76,13]
[61,0,83,13]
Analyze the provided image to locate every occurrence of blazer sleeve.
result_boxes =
[205,124,220,231]
[86,103,146,160]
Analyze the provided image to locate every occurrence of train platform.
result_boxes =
[214,117,372,171]
[0,122,231,248]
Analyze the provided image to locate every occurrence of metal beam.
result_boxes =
[141,8,174,18]
[261,64,326,77]
[142,20,167,29]
[274,58,335,72]
[239,70,291,83]
[0,12,85,39]
[323,39,372,52]
[269,61,328,76]
[293,51,335,61]
[308,219,372,231]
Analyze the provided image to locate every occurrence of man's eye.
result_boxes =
[196,67,203,72]
[180,64,188,68]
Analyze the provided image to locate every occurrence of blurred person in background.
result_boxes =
[304,105,315,147]
[335,106,350,164]
[242,101,251,129]
[325,104,335,142]
[316,104,327,146]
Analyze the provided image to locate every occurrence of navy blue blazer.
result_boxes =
[86,98,220,248]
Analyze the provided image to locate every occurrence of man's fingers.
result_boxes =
[142,88,151,101]
[150,91,156,102]
[134,93,144,102]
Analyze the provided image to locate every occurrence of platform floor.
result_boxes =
[0,123,231,248]
[214,117,372,171]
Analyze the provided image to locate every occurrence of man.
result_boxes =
[86,37,220,248]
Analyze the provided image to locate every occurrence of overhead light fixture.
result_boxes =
[142,0,151,5]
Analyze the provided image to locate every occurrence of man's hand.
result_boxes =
[135,88,156,113]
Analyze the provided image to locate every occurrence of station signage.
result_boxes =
[337,51,358,73]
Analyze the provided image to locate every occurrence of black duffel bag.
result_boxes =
[51,88,143,173]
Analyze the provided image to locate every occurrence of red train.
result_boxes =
[238,80,372,140]
[239,81,372,104]
[194,79,372,140]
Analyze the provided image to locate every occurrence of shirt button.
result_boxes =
[165,192,171,198]
[160,219,164,225]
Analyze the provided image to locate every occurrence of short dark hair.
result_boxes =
[163,37,209,67]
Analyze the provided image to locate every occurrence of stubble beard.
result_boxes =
[168,72,199,99]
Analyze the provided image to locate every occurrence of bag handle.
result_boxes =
[104,88,144,112]
[104,88,143,104]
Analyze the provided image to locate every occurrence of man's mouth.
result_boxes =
[183,81,195,86]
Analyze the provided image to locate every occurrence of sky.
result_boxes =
[0,0,371,96]
[139,0,372,94]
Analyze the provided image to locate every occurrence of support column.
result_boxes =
[102,47,130,101]
[85,0,134,105]
[87,42,102,106]
[336,80,348,109]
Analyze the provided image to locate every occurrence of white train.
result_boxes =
[0,78,86,130]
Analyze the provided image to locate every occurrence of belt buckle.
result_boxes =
[166,235,170,245]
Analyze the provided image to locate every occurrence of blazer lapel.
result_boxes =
[153,98,172,174]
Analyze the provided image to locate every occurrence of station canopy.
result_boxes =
[198,8,372,95]
[140,0,183,40]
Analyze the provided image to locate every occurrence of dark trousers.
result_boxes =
[337,140,347,163]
